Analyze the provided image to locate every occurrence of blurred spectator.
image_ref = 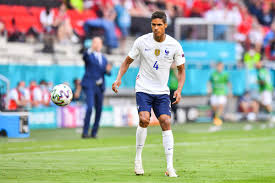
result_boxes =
[39,80,51,106]
[244,44,261,69]
[40,5,55,33]
[54,3,76,43]
[8,81,29,110]
[29,81,42,107]
[256,62,273,114]
[239,91,259,120]
[84,3,118,54]
[238,5,253,37]
[40,5,55,53]
[246,0,262,19]
[249,17,264,52]
[265,39,275,60]
[263,21,275,48]
[0,20,5,37]
[72,78,85,102]
[258,3,274,27]
[190,0,212,17]
[7,18,25,42]
[205,3,241,40]
[83,0,93,10]
[115,0,131,54]
[129,0,151,17]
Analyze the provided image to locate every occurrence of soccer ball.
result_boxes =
[51,84,73,106]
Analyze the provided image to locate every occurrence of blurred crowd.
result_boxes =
[7,80,52,110]
[0,0,274,59]
[2,78,84,111]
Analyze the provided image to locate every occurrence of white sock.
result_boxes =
[135,125,147,161]
[162,130,174,170]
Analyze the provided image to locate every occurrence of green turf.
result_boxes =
[1,122,275,183]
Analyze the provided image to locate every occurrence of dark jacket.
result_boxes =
[81,49,110,91]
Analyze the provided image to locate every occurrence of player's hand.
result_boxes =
[112,80,121,93]
[172,89,181,104]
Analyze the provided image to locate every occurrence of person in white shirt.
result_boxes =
[112,11,186,177]
[8,81,29,110]
[40,5,54,33]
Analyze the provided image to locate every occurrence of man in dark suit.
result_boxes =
[81,37,112,138]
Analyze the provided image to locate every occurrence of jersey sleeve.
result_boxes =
[174,42,186,66]
[128,37,141,60]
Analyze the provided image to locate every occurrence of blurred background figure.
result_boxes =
[39,80,51,107]
[29,80,42,108]
[208,62,231,131]
[114,0,131,54]
[40,5,55,53]
[244,44,261,69]
[256,62,273,115]
[8,81,29,110]
[83,2,118,54]
[72,78,85,103]
[54,3,75,43]
[239,91,259,121]
[7,18,25,42]
[81,37,112,138]
[168,63,179,123]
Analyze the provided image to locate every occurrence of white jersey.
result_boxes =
[128,33,185,94]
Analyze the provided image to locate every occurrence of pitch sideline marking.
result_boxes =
[1,136,274,157]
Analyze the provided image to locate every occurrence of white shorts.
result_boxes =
[210,95,227,106]
[259,91,272,106]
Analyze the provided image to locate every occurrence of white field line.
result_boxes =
[1,136,275,157]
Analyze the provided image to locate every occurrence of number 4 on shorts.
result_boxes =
[153,61,159,70]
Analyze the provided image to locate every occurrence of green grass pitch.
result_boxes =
[1,122,275,183]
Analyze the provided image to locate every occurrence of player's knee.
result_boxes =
[159,117,171,130]
[139,117,150,128]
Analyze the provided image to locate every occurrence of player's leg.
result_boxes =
[153,94,177,177]
[135,92,152,175]
[213,96,226,127]
[210,95,218,118]
[82,87,94,138]
[91,87,103,138]
[262,91,272,113]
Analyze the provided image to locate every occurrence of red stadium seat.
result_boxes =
[0,5,97,35]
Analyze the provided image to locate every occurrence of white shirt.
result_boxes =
[94,51,103,65]
[128,33,185,94]
[40,10,54,26]
[32,87,43,102]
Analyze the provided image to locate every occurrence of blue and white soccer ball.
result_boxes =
[51,84,73,106]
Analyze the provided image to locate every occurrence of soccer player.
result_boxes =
[256,62,273,114]
[208,62,231,131]
[112,11,186,177]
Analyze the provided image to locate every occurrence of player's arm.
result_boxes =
[173,64,185,104]
[82,48,92,63]
[207,75,213,95]
[112,56,134,93]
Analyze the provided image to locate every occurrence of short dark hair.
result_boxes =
[151,11,167,24]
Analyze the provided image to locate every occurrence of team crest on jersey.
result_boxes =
[155,49,160,56]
